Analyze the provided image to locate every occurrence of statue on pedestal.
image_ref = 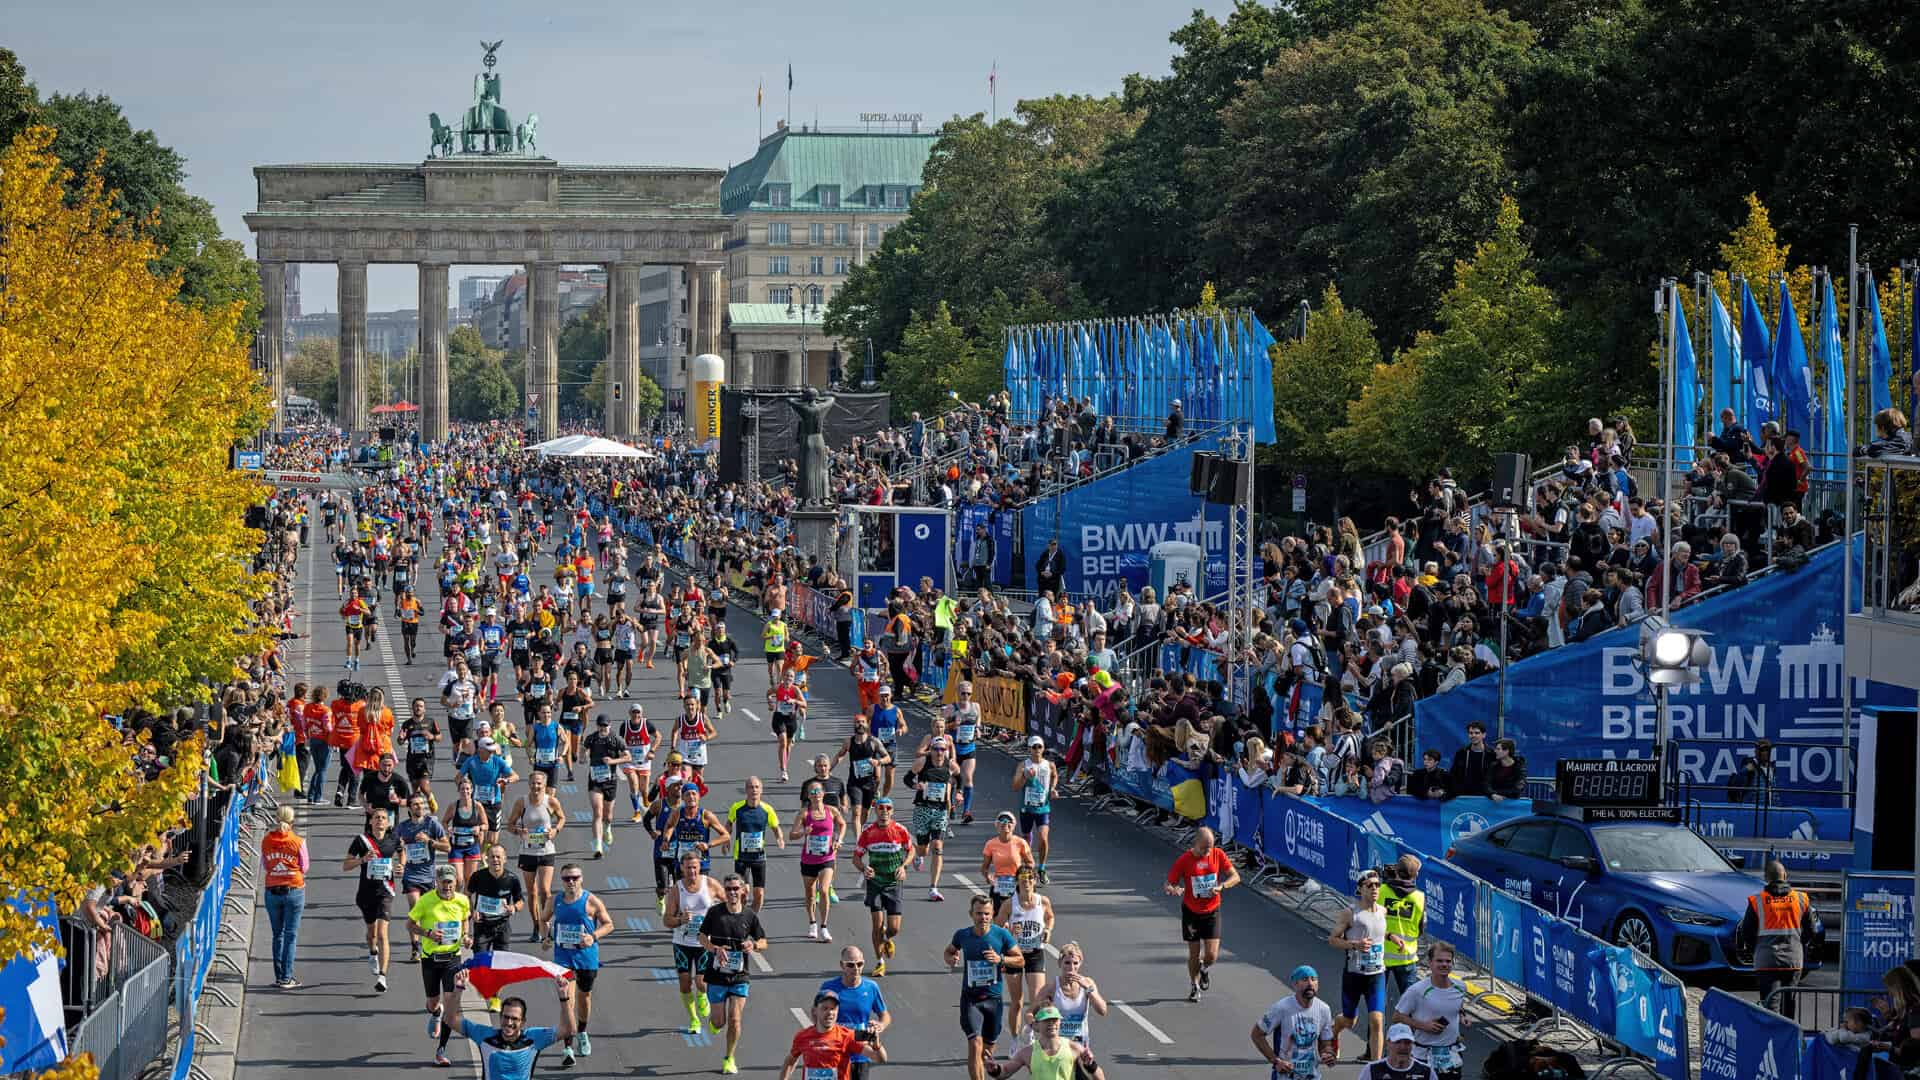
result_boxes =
[789,387,837,506]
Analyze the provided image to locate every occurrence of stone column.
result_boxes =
[529,262,561,440]
[418,262,450,444]
[258,261,286,432]
[609,264,643,438]
[337,259,369,435]
[693,263,723,360]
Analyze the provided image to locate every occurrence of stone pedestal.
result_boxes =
[790,508,841,581]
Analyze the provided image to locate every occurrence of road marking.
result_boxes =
[683,1030,713,1047]
[1114,1001,1175,1045]
[790,1007,811,1027]
[951,873,988,897]
[750,949,773,973]
[604,875,631,890]
[743,709,764,725]
[560,784,579,795]
[625,916,652,933]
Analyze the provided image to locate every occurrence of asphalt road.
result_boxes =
[234,518,1504,1078]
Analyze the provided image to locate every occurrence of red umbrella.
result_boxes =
[390,401,420,412]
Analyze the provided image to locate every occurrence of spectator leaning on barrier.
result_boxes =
[1447,722,1490,797]
[1736,859,1819,1020]
[1409,750,1452,801]
[1485,739,1526,802]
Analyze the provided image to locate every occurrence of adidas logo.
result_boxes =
[1757,1041,1780,1080]
[1361,812,1394,836]
[1789,821,1817,842]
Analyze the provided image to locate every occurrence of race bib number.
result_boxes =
[451,827,476,847]
[1431,1043,1460,1072]
[852,759,875,779]
[805,834,832,857]
[1358,942,1385,974]
[527,830,548,848]
[475,895,506,917]
[553,924,585,948]
[739,831,765,854]
[1060,1015,1085,1040]
[924,781,949,802]
[714,949,744,974]
[435,920,461,944]
[682,739,706,763]
[406,841,430,863]
[1191,873,1218,899]
[995,874,1016,895]
[673,921,703,947]
[409,736,430,756]
[1024,787,1047,808]
[1015,921,1043,947]
[956,724,977,743]
[806,1069,837,1080]
[590,764,612,782]
[368,857,394,881]
[562,711,579,723]
[534,747,557,765]
[476,783,499,804]
[966,960,997,989]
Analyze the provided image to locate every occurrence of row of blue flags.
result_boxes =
[1684,273,1913,469]
[1002,313,1278,443]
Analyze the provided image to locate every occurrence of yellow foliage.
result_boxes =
[0,127,268,962]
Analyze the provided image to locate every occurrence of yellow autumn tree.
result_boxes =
[0,126,269,970]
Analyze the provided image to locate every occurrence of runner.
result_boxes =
[341,588,371,672]
[1390,943,1468,1080]
[401,697,441,812]
[409,863,471,1066]
[441,776,486,889]
[853,640,885,716]
[708,621,738,714]
[868,686,905,796]
[947,681,983,824]
[591,615,615,699]
[343,806,406,994]
[612,612,640,698]
[457,737,518,852]
[1359,1026,1438,1080]
[1012,738,1057,884]
[1047,943,1108,1050]
[983,1005,1102,1080]
[830,716,889,834]
[636,581,665,667]
[796,773,849,942]
[778,990,889,1080]
[465,844,526,961]
[647,774,691,917]
[1252,966,1337,1080]
[525,702,561,787]
[852,797,913,976]
[620,704,656,822]
[698,873,770,1076]
[1164,826,1239,1002]
[398,588,424,665]
[673,692,716,782]
[911,742,957,901]
[328,682,363,807]
[1329,870,1390,1062]
[396,794,451,962]
[504,770,566,945]
[665,849,723,1035]
[766,668,806,782]
[582,714,632,858]
[997,865,1054,1035]
[945,893,1024,1080]
[816,946,891,1080]
[441,658,481,764]
[727,776,785,912]
[549,864,615,1065]
[763,608,790,685]
[664,779,733,882]
[556,670,593,781]
[980,812,1035,913]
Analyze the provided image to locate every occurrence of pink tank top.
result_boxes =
[799,808,837,866]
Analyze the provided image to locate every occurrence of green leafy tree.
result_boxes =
[0,47,37,145]
[1205,0,1534,349]
[580,362,664,424]
[880,302,998,420]
[447,325,520,421]
[1269,285,1380,468]
[556,297,609,416]
[285,337,339,415]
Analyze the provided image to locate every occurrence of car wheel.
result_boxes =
[1614,912,1657,957]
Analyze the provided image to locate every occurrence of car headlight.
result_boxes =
[1661,906,1727,927]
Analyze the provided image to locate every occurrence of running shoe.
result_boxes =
[409,943,422,962]
[433,1052,451,1067]
[828,887,839,904]
[603,825,614,846]
[592,845,603,860]
[560,1047,576,1069]
[821,926,833,942]
[528,929,542,944]
[928,888,945,902]
[913,856,925,873]
[1186,983,1201,1003]
[696,993,711,1021]
[367,952,381,975]
[961,813,975,825]
[427,1009,441,1038]
[720,1057,738,1074]
[657,895,667,916]
[277,978,302,989]
[375,974,389,993]
[630,812,646,823]
[779,771,789,782]
[1199,966,1212,992]
[808,923,819,940]
[576,1033,592,1057]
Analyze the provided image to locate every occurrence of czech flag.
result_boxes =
[460,951,573,1001]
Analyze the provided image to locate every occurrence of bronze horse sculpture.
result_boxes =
[428,113,455,158]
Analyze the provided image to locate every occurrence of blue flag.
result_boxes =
[1672,291,1699,467]
[1709,288,1741,429]
[1249,312,1278,444]
[1740,281,1775,433]
[1816,274,1846,472]
[1867,271,1895,415]
[1772,281,1814,442]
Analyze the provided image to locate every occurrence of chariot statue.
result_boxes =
[425,41,543,159]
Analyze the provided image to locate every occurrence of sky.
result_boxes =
[10,0,1223,312]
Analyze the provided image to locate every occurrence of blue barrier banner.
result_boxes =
[1842,872,1914,1005]
[1803,1031,1904,1080]
[1415,542,1904,797]
[893,507,952,595]
[1487,889,1533,988]
[1021,442,1228,605]
[1576,943,1617,1040]
[1545,919,1588,1014]
[1307,796,1535,860]
[1700,988,1800,1080]
[1606,949,1689,1080]
[1263,794,1368,893]
[1224,774,1267,852]
[172,780,249,1080]
[1416,860,1482,963]
[0,903,65,1073]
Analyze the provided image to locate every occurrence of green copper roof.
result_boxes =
[721,128,937,214]
[727,302,816,327]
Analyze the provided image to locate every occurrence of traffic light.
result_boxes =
[612,381,624,402]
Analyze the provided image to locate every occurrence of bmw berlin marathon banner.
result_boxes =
[1021,443,1229,605]
[1416,543,1905,801]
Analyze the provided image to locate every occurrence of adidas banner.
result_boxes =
[1700,989,1799,1080]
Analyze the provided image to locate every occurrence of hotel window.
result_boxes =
[809,223,825,245]
[834,223,849,246]
[768,222,790,244]
[768,256,789,275]
[768,286,792,304]
[766,184,790,207]
[866,223,881,247]
[833,257,849,274]
[809,285,824,306]
[886,187,907,208]
[808,256,825,275]
[819,185,840,208]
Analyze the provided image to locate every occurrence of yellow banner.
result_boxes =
[945,672,1025,735]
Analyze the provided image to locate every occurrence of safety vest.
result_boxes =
[1379,880,1426,967]
[261,830,306,889]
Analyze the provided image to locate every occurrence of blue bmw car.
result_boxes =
[1446,810,1812,975]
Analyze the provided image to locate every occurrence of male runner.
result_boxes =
[830,716,890,834]
[853,797,914,977]
[984,1005,1103,1080]
[912,742,957,901]
[708,622,738,713]
[816,945,891,1080]
[409,864,471,1066]
[395,794,450,961]
[779,990,889,1080]
[868,686,905,796]
[666,849,724,1035]
[1013,738,1057,884]
[699,873,769,1076]
[1359,1026,1439,1080]
[465,845,525,959]
[1252,966,1338,1080]
[549,864,615,1065]
[945,893,1024,1080]
[620,704,656,822]
[727,776,785,912]
[457,737,518,850]
[400,698,441,812]
[454,974,577,1079]
[947,681,984,824]
[581,715,632,858]
[1165,826,1239,1002]
[1329,870,1390,1062]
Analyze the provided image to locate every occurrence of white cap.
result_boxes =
[478,737,498,751]
[1027,736,1044,747]
[1387,1024,1416,1044]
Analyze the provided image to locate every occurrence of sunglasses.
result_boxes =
[561,875,583,883]
[841,960,865,968]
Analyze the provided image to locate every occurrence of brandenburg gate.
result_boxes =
[244,43,729,441]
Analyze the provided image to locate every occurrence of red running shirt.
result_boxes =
[1168,847,1233,915]
[787,1024,860,1080]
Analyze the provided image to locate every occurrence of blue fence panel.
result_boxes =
[171,779,251,1080]
[1842,872,1914,1007]
[1417,860,1482,964]
[1260,794,1368,893]
[1487,888,1532,988]
[1700,989,1800,1080]
[1604,947,1690,1080]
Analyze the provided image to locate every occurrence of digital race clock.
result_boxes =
[1555,758,1662,807]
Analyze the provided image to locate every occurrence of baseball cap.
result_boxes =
[1290,964,1319,982]
[1387,1024,1416,1043]
[628,703,645,713]
[877,685,893,695]
[436,864,459,881]
[996,810,1017,824]
[667,751,684,764]
[594,714,611,727]
[812,990,841,1006]
[1027,736,1044,747]
[478,737,498,751]
[1033,1006,1062,1023]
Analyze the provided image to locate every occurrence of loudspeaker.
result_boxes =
[1190,452,1219,496]
[1206,458,1246,505]
[1492,452,1532,509]
[379,426,396,444]
[244,506,268,530]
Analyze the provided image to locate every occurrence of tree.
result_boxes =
[0,47,36,146]
[556,298,609,417]
[286,337,340,415]
[0,127,268,962]
[580,362,663,424]
[1269,285,1381,467]
[1205,0,1535,349]
[880,303,998,420]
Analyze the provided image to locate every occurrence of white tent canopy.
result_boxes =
[531,435,653,459]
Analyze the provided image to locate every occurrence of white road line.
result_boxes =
[951,872,988,897]
[1113,1000,1175,1045]
[750,949,773,973]
[742,708,764,725]
[790,1006,811,1027]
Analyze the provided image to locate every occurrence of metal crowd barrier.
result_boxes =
[1760,986,1847,1034]
[67,923,170,1080]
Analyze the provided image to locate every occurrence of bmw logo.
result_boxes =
[1448,812,1490,846]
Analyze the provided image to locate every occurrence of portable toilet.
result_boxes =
[1149,540,1205,597]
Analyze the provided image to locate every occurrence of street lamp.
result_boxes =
[786,285,821,388]
[1639,616,1711,772]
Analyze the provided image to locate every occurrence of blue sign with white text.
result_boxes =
[1022,443,1228,604]
[1843,872,1914,1006]
[1700,989,1800,1080]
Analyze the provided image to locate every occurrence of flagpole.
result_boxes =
[1694,270,1708,431]
[1842,224,1858,810]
